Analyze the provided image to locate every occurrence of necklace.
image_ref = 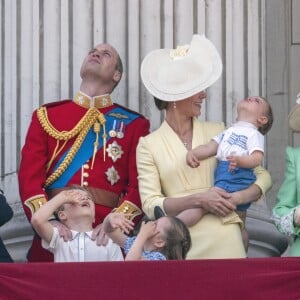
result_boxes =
[181,138,191,149]
[182,140,189,148]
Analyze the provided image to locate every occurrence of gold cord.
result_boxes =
[98,113,107,162]
[37,106,99,140]
[37,106,107,188]
[91,122,100,169]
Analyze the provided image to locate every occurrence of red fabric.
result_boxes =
[0,258,299,299]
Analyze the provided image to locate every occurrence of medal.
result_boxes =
[117,121,125,139]
[109,120,117,137]
[106,141,123,162]
[105,166,120,185]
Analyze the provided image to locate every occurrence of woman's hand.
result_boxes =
[228,184,262,207]
[199,187,236,217]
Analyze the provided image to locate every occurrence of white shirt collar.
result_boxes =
[71,230,93,240]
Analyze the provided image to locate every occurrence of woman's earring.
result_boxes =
[173,102,176,109]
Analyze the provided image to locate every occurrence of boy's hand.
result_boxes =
[60,190,89,205]
[226,155,239,172]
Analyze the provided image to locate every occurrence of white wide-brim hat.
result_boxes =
[288,93,300,132]
[140,34,223,102]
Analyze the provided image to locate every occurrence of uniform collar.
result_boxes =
[73,91,113,109]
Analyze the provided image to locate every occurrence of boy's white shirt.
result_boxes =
[42,227,124,262]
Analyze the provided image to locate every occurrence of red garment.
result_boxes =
[18,99,150,262]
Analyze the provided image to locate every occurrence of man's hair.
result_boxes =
[112,54,123,91]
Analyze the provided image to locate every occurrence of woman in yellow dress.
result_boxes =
[137,35,272,259]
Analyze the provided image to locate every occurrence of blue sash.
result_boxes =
[48,106,139,188]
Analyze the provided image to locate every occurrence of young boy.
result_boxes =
[31,186,123,262]
[183,96,273,249]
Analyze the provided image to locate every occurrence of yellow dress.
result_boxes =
[137,118,271,259]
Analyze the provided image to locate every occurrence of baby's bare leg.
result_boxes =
[177,208,207,227]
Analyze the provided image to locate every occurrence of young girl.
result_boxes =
[103,212,191,260]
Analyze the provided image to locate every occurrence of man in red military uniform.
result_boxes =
[18,43,150,262]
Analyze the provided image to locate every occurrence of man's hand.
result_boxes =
[50,220,72,241]
[91,223,109,246]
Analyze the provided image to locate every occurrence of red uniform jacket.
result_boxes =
[18,95,150,262]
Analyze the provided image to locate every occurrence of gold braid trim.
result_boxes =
[37,106,100,140]
[37,106,104,188]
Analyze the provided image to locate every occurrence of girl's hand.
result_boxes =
[109,212,134,234]
[138,221,158,240]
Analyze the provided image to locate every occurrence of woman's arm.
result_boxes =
[164,188,236,217]
[137,136,236,219]
[226,164,272,208]
[272,147,300,236]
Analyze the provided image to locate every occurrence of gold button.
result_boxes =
[83,181,89,187]
[83,172,89,178]
[83,164,89,169]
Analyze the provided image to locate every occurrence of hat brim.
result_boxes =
[141,34,223,102]
[288,104,300,132]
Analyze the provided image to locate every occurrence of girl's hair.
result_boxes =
[161,217,191,260]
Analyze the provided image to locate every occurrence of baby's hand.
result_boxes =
[186,150,200,168]
[226,155,239,172]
